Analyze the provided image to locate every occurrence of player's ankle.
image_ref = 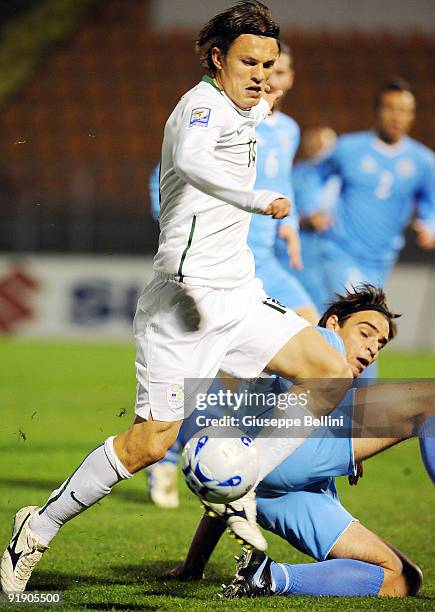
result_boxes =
[28,512,57,547]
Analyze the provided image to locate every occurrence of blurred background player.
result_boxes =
[146,42,319,508]
[290,77,435,313]
[289,126,340,311]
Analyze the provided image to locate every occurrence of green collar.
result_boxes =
[201,74,222,94]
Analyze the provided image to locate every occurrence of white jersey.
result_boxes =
[153,76,285,288]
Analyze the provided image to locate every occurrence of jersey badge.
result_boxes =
[189,107,211,127]
[396,158,415,178]
[167,384,184,408]
[360,155,378,173]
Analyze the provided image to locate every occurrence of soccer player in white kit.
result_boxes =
[1,1,352,593]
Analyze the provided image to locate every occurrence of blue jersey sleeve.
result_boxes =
[149,164,160,221]
[315,327,346,356]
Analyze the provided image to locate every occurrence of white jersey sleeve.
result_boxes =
[173,95,281,213]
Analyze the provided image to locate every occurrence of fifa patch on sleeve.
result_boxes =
[189,107,211,128]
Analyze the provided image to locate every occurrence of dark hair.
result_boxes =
[196,1,280,76]
[318,283,400,342]
[374,76,415,110]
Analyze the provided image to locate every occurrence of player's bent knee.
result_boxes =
[122,436,173,473]
[402,560,423,596]
[380,555,417,598]
[146,438,173,465]
[114,421,179,473]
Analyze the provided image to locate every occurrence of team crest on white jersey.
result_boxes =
[189,107,211,127]
[396,158,415,178]
[360,155,378,173]
[167,384,184,407]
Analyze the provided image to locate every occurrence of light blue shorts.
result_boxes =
[256,402,357,561]
[256,258,315,311]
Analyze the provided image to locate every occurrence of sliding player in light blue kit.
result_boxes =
[165,285,435,599]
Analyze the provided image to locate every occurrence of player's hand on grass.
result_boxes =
[278,224,303,270]
[348,461,364,486]
[263,197,290,219]
[162,564,204,581]
[412,221,435,250]
[263,84,283,113]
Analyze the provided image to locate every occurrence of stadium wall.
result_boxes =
[149,0,435,33]
[0,256,433,350]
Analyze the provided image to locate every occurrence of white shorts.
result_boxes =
[134,273,310,421]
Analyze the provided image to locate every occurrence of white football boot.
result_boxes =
[1,506,48,593]
[147,463,180,509]
[202,490,267,551]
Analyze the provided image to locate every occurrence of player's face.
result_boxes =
[212,34,279,110]
[267,51,294,102]
[334,311,390,377]
[376,90,416,144]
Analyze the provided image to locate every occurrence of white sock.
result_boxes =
[29,437,131,546]
[254,401,315,482]
[255,436,306,482]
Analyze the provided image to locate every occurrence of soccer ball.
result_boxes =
[181,426,259,503]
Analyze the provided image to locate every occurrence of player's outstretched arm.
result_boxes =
[174,129,286,215]
[172,103,286,215]
[353,380,435,440]
[163,512,226,581]
[352,381,435,483]
[277,223,302,268]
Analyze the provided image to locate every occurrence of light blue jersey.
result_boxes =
[323,131,435,267]
[248,112,315,310]
[285,131,434,315]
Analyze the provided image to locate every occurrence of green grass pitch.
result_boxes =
[0,340,434,610]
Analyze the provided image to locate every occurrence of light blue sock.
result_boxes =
[270,558,384,596]
[158,439,182,466]
[419,416,435,483]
